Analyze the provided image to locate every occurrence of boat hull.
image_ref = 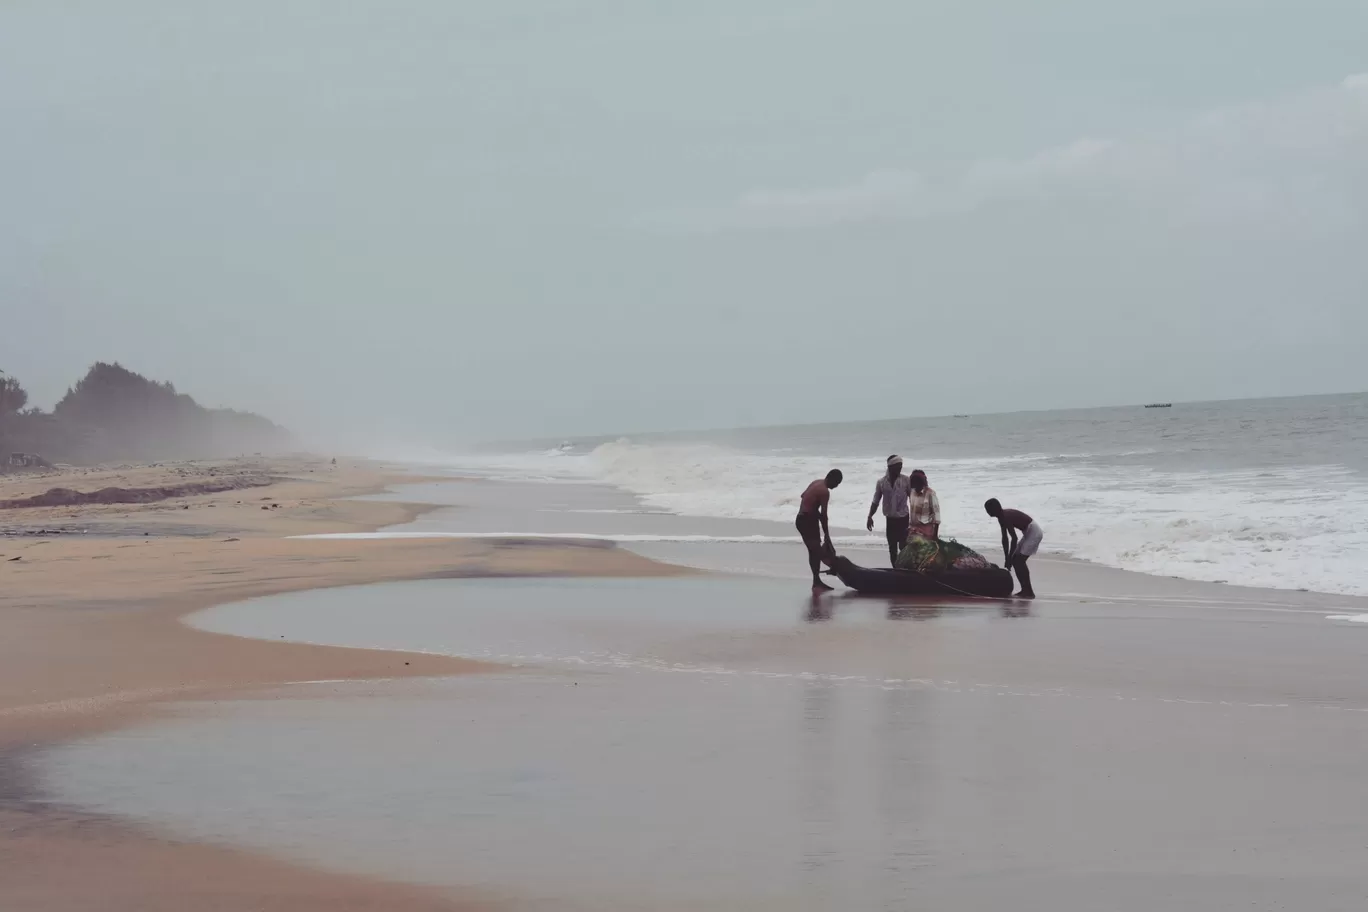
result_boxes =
[828,555,1015,598]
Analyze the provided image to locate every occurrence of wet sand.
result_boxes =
[0,459,675,911]
[25,474,1368,910]
[10,465,1368,910]
[39,572,1368,911]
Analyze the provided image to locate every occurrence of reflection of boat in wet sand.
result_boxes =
[826,554,1014,598]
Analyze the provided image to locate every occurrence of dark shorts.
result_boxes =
[886,516,910,548]
[795,512,821,547]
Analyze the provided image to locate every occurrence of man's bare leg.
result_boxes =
[1011,555,1036,599]
[809,544,833,590]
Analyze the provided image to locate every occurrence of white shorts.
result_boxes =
[1017,522,1044,558]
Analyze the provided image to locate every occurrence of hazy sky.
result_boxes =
[2,1,1365,445]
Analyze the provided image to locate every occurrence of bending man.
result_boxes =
[984,498,1043,599]
[797,470,843,591]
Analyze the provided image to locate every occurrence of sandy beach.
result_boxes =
[0,456,674,911]
[8,458,1368,910]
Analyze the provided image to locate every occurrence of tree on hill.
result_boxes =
[1,363,290,465]
[0,371,30,457]
[0,370,28,416]
[54,361,192,424]
[0,371,66,462]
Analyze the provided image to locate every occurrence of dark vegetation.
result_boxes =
[0,362,291,466]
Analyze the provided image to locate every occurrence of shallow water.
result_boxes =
[39,575,1368,910]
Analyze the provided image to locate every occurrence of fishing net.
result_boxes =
[895,536,993,574]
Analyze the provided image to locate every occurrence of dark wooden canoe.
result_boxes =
[828,555,1015,598]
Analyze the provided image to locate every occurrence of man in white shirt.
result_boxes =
[866,455,912,566]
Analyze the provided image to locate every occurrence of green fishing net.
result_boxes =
[895,536,993,573]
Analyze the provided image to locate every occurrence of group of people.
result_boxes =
[795,455,1043,598]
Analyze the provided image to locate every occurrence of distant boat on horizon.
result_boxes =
[1144,403,1172,409]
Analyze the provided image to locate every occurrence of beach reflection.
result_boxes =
[804,595,832,622]
[886,600,940,621]
[803,592,1031,624]
[41,574,1368,911]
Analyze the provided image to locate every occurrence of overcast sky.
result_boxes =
[2,1,1365,445]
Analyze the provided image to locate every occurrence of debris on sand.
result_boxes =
[0,476,274,510]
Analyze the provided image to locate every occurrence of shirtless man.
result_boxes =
[984,498,1043,598]
[797,469,843,591]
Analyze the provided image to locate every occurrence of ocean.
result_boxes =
[408,394,1368,597]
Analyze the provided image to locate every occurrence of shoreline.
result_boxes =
[335,476,1368,610]
[43,534,1368,908]
[0,456,680,911]
[292,529,1367,603]
[8,457,1368,909]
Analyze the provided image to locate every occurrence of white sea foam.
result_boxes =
[1326,614,1368,623]
[401,438,1368,597]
